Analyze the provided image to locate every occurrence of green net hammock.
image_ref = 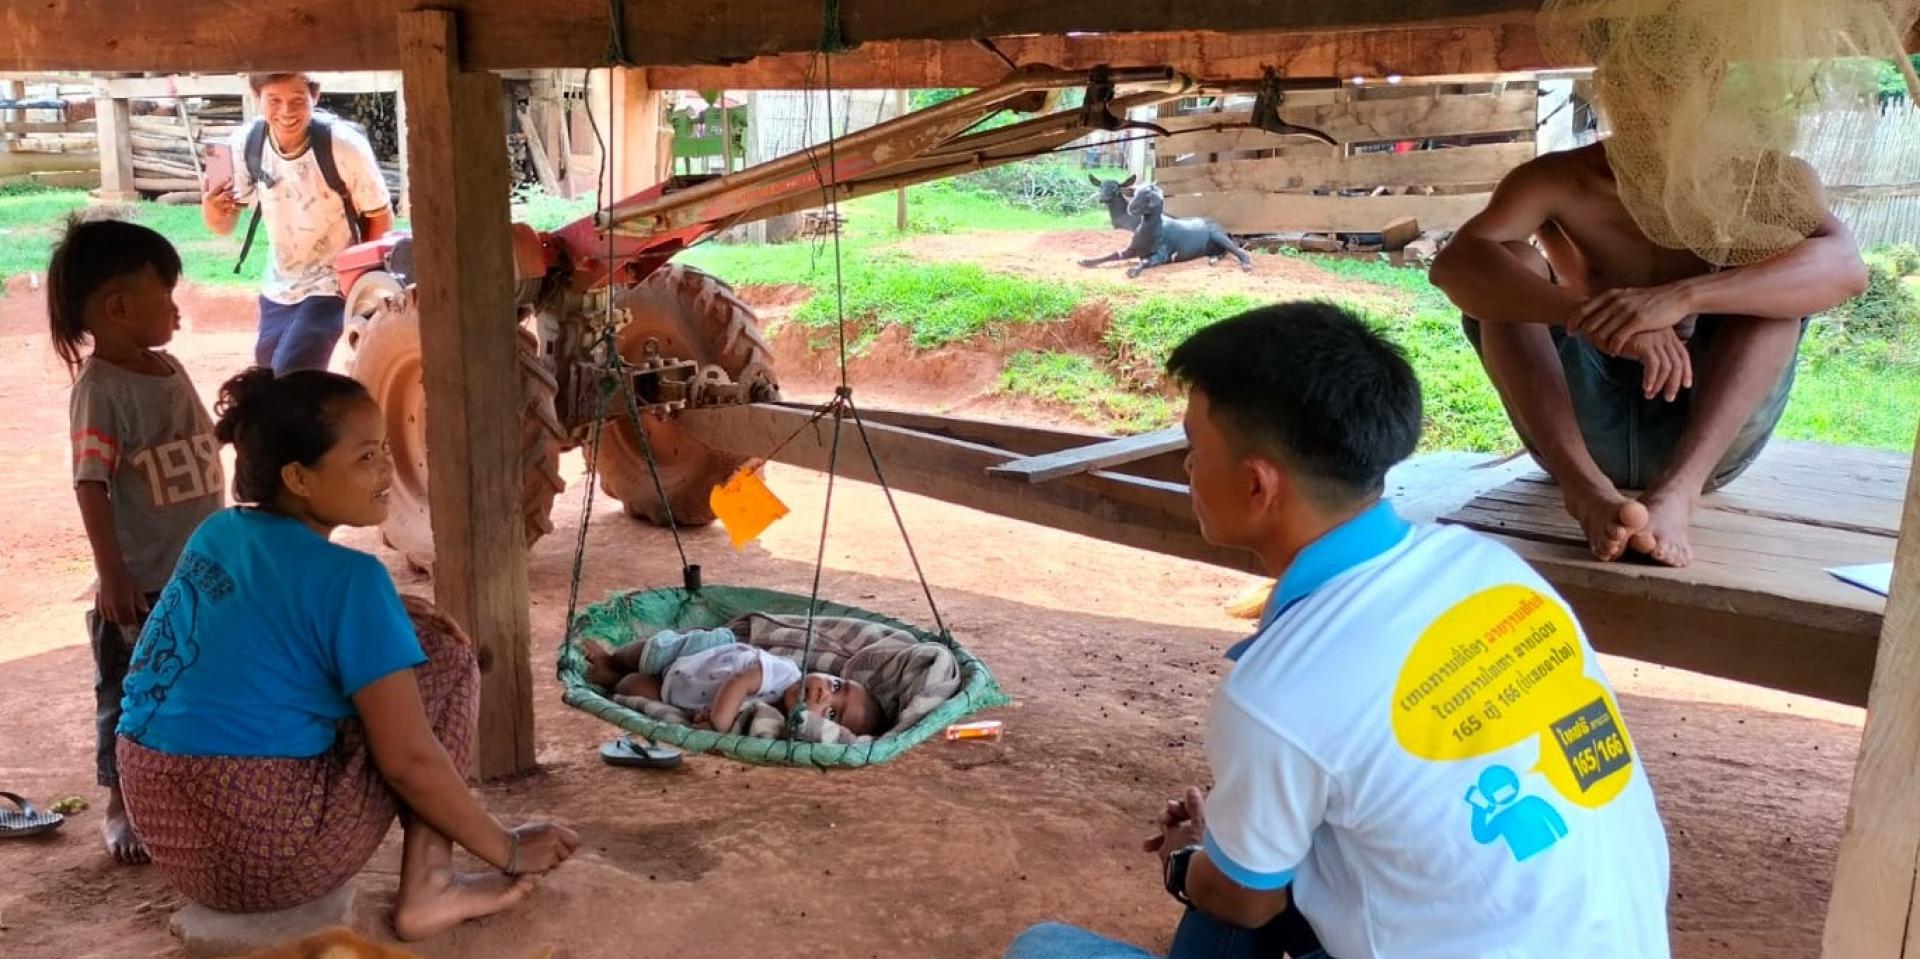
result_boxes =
[557,585,1009,768]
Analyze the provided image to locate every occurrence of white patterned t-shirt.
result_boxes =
[229,114,390,305]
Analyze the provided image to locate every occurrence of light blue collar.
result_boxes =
[1226,500,1411,661]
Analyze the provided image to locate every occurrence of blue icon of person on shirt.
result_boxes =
[1466,764,1569,862]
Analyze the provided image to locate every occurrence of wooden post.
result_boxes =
[894,88,910,231]
[1823,420,1920,958]
[93,79,137,201]
[588,67,663,200]
[398,8,536,779]
[0,79,20,149]
[394,86,410,219]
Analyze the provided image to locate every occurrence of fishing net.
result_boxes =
[1540,0,1920,265]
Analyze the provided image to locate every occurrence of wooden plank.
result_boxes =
[132,176,203,193]
[1481,442,1909,538]
[0,121,80,135]
[399,8,535,780]
[1552,578,1878,707]
[1713,441,1911,536]
[1823,420,1920,957]
[103,72,402,100]
[1163,191,1491,233]
[1161,90,1537,152]
[1156,141,1533,193]
[1387,450,1533,524]
[1448,496,1894,622]
[7,3,1913,79]
[986,427,1188,483]
[684,407,1566,577]
[0,0,1550,73]
[1446,461,1898,625]
[680,403,1265,575]
[92,90,134,201]
[647,24,1556,89]
[806,403,1193,485]
[0,149,97,177]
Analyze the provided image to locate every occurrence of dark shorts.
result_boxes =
[1461,314,1805,491]
[256,295,346,375]
[87,596,159,788]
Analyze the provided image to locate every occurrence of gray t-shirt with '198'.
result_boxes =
[69,353,225,593]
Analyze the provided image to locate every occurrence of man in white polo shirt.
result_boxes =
[1008,302,1670,959]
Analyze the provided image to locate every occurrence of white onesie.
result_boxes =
[660,642,802,713]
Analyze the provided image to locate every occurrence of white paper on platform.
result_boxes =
[1827,562,1894,597]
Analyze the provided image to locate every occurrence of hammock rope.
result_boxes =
[554,16,986,765]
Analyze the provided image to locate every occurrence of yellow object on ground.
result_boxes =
[710,466,791,549]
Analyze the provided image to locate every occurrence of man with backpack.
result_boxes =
[202,73,393,375]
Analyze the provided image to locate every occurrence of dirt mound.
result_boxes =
[764,299,1118,420]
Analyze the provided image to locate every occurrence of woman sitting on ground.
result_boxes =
[114,367,578,940]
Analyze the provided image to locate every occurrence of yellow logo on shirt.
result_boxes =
[1390,585,1634,810]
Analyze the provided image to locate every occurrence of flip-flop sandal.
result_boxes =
[599,737,684,769]
[0,791,65,838]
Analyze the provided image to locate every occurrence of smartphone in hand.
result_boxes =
[201,143,234,195]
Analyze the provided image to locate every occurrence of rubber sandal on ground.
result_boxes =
[599,737,685,769]
[0,791,65,838]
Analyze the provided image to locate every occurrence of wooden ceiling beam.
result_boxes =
[644,24,1554,89]
[0,0,1545,73]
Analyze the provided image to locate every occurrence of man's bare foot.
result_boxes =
[1563,482,1648,562]
[1629,487,1697,568]
[393,870,536,942]
[581,641,620,689]
[103,787,149,865]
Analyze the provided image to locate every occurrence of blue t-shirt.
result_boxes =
[118,508,426,758]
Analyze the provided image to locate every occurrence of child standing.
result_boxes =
[49,218,225,864]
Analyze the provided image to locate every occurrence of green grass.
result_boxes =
[0,185,252,291]
[0,183,595,296]
[2,177,1913,454]
[999,351,1178,433]
[1094,286,1519,451]
[792,257,1082,349]
[1106,292,1263,366]
[1779,354,1920,448]
[509,192,597,231]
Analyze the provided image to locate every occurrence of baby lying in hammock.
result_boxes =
[582,627,885,736]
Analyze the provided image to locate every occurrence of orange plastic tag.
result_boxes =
[710,466,790,549]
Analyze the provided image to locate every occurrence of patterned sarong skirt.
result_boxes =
[117,598,478,913]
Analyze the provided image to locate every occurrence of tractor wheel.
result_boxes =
[347,286,568,569]
[341,269,404,353]
[587,264,778,527]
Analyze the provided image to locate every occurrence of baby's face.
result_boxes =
[782,673,882,735]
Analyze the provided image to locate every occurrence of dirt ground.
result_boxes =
[0,274,1870,959]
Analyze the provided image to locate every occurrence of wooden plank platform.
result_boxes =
[1440,441,1905,706]
[986,427,1188,484]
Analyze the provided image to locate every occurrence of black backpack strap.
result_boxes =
[243,117,272,189]
[233,119,272,274]
[308,117,363,246]
[233,208,264,275]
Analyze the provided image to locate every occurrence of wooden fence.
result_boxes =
[0,72,99,186]
[1803,99,1920,248]
[1155,83,1540,235]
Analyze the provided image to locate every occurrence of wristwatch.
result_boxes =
[1163,844,1202,907]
